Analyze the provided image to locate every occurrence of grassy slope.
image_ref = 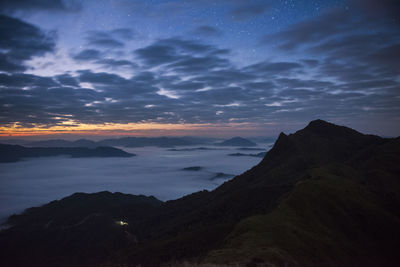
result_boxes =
[206,165,400,267]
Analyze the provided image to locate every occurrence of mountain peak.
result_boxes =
[277,131,288,139]
[301,119,364,139]
[304,119,344,132]
[257,120,383,173]
[307,119,331,127]
[274,132,289,147]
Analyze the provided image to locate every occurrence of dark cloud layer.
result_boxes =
[82,28,136,50]
[0,0,81,13]
[72,49,101,61]
[263,5,400,86]
[230,3,270,20]
[72,48,136,69]
[0,14,56,73]
[193,25,222,37]
[85,31,124,48]
[0,2,399,134]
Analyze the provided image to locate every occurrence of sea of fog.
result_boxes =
[0,144,272,222]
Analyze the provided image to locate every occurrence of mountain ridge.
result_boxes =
[215,137,257,147]
[0,136,260,148]
[0,119,399,266]
[0,144,135,163]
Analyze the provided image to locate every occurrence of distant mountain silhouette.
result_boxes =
[26,139,98,148]
[1,120,399,267]
[70,139,98,147]
[182,166,203,171]
[236,147,266,151]
[215,136,257,146]
[19,136,213,148]
[4,137,266,149]
[228,151,266,157]
[98,136,202,147]
[167,147,221,151]
[0,144,135,163]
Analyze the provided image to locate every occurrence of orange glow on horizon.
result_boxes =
[0,120,270,137]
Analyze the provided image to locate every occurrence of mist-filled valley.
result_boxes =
[0,144,270,222]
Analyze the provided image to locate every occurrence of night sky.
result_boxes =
[0,0,399,138]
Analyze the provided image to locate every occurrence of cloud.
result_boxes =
[161,38,227,54]
[134,37,230,69]
[72,49,102,61]
[95,59,137,69]
[0,73,57,88]
[0,0,82,13]
[352,0,400,24]
[1,31,399,132]
[81,28,137,51]
[85,31,124,48]
[134,43,176,66]
[262,9,353,51]
[167,55,230,74]
[244,62,303,77]
[0,53,26,72]
[275,78,333,90]
[193,25,222,37]
[0,14,56,73]
[78,70,130,86]
[109,28,136,40]
[230,3,269,20]
[0,73,101,127]
[0,1,398,135]
[55,74,79,87]
[71,48,136,69]
[260,3,399,100]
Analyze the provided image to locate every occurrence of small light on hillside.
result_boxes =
[117,220,128,226]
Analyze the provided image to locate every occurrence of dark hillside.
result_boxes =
[0,120,399,267]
